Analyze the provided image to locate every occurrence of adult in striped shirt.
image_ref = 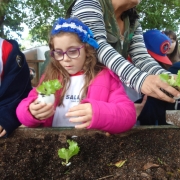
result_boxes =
[67,0,179,103]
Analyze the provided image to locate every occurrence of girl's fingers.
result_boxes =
[30,102,52,112]
[0,126,3,132]
[69,115,91,129]
[67,104,92,126]
[66,109,87,117]
[75,121,90,129]
[29,102,44,113]
[68,103,92,112]
[69,115,90,123]
[30,103,54,118]
[0,129,6,137]
[35,104,54,114]
[34,109,55,120]
[67,103,92,118]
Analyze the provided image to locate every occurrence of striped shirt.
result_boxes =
[70,0,170,93]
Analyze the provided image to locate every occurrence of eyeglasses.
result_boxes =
[51,45,84,61]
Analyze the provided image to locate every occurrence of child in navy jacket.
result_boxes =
[0,38,32,137]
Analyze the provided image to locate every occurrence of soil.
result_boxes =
[1,126,180,180]
[166,111,180,127]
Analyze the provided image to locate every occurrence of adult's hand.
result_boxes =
[141,75,180,103]
[0,126,6,137]
[66,103,92,128]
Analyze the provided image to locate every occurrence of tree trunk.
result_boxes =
[0,15,4,37]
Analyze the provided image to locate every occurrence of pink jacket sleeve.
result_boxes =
[16,88,53,127]
[82,73,136,134]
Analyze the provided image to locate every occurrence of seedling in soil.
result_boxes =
[158,158,164,165]
[58,140,80,166]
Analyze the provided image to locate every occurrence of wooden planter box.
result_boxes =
[1,126,180,179]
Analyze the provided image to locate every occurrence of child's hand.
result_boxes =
[66,103,92,128]
[29,100,55,120]
[0,126,6,137]
[134,95,147,119]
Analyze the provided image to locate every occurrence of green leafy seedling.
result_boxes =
[159,70,180,88]
[36,79,62,95]
[157,157,164,165]
[58,140,80,166]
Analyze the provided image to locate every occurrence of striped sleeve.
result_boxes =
[71,0,170,93]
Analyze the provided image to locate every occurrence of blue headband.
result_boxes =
[51,17,99,49]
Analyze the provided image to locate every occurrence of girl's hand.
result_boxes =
[29,100,55,120]
[0,126,6,137]
[66,103,92,128]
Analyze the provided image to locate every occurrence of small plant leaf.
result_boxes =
[159,70,180,87]
[58,140,80,166]
[176,71,180,87]
[36,79,62,95]
[53,79,62,90]
[67,140,80,158]
[36,84,46,94]
[58,148,70,162]
[108,160,127,168]
[157,158,164,164]
[159,73,170,83]
[115,160,127,167]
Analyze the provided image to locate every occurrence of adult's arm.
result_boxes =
[71,0,179,101]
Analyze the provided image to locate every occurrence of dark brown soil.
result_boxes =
[1,126,180,180]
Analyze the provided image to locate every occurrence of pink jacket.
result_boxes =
[16,68,136,134]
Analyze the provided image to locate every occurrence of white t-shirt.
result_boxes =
[123,83,142,102]
[52,74,85,127]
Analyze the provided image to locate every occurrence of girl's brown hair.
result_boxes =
[43,32,104,105]
[164,30,180,64]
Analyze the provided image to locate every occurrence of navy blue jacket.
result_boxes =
[168,62,180,74]
[0,39,32,137]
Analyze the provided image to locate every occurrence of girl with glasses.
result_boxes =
[164,30,180,65]
[16,17,136,134]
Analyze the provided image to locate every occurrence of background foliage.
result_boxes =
[137,0,180,32]
[0,0,73,44]
[0,0,180,47]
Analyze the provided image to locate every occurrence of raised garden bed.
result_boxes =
[1,126,180,179]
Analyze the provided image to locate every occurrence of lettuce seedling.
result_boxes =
[58,140,80,166]
[160,70,180,89]
[36,79,62,95]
